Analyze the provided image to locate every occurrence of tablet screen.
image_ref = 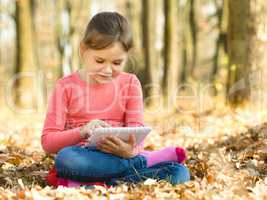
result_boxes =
[84,126,152,147]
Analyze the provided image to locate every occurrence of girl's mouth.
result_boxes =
[97,74,112,78]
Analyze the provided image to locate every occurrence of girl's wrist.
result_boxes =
[127,151,136,158]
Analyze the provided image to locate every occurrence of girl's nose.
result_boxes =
[102,65,112,74]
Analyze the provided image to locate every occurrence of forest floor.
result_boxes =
[0,99,266,199]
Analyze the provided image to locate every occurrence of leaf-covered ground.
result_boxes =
[0,102,266,200]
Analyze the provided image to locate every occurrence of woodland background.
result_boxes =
[0,0,266,199]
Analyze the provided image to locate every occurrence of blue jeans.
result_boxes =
[55,146,190,186]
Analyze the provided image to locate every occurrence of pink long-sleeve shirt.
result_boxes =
[41,70,145,154]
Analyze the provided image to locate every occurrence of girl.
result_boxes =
[41,12,190,188]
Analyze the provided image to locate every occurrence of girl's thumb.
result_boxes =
[129,134,136,146]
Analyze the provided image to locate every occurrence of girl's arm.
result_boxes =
[41,80,83,154]
[125,74,145,155]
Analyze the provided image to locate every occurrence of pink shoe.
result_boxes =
[175,147,186,163]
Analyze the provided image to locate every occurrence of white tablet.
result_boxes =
[84,126,152,147]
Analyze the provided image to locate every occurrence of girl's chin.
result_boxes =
[94,75,114,83]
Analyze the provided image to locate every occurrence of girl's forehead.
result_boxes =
[86,42,127,60]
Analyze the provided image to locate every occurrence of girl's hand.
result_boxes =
[96,134,136,158]
[79,119,111,139]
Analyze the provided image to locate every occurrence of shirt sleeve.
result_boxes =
[41,80,83,154]
[125,74,145,155]
[125,74,144,126]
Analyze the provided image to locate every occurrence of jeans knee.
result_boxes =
[55,146,85,174]
[55,146,72,164]
[168,164,190,185]
[178,164,190,182]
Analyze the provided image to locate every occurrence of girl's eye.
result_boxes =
[113,62,121,66]
[96,60,104,64]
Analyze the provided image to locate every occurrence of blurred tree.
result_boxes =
[55,0,68,77]
[179,0,189,84]
[211,0,223,83]
[227,0,267,106]
[31,0,61,83]
[162,0,180,109]
[141,0,158,106]
[15,0,37,109]
[0,0,16,105]
[117,0,144,75]
[189,0,198,77]
[180,0,199,82]
[67,0,91,72]
[227,0,249,105]
[210,0,227,94]
[55,0,90,77]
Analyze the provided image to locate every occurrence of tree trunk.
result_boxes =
[227,0,250,105]
[67,0,91,72]
[141,0,157,106]
[227,0,267,106]
[189,0,198,77]
[179,1,189,84]
[55,0,66,78]
[55,0,76,77]
[162,0,180,111]
[211,0,223,82]
[210,0,226,95]
[247,1,267,110]
[15,0,37,109]
[117,0,144,75]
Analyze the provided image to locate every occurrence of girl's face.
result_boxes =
[79,42,128,84]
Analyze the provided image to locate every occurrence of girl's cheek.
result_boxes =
[89,64,103,73]
[114,65,124,72]
[114,66,124,74]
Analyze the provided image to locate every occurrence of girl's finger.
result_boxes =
[100,138,118,148]
[106,135,122,146]
[129,134,136,146]
[97,143,114,153]
[96,145,110,153]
